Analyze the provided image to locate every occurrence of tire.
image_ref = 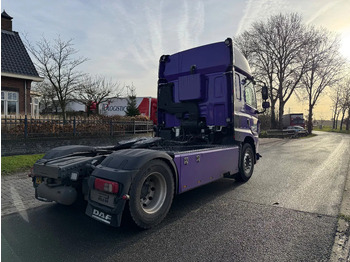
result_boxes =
[128,160,174,229]
[235,143,254,182]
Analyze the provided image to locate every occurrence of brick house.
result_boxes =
[1,10,43,117]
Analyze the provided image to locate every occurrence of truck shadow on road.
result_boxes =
[2,177,336,262]
[2,178,244,261]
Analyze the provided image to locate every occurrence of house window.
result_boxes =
[1,91,19,116]
[31,96,40,117]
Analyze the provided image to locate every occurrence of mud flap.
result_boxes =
[256,153,262,160]
[86,203,122,227]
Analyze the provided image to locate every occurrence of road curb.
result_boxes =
[259,138,283,145]
[330,159,350,261]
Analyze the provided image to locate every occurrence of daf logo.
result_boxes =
[92,209,112,223]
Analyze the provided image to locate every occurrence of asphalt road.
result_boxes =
[2,131,350,262]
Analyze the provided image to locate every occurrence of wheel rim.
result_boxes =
[140,172,167,214]
[243,151,252,175]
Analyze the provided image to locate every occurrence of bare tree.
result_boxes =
[301,29,344,134]
[235,25,278,127]
[235,13,312,128]
[339,78,350,130]
[346,102,350,131]
[76,76,123,115]
[32,81,59,114]
[26,36,87,121]
[331,86,342,129]
[346,88,350,131]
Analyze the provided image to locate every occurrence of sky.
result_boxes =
[2,0,350,120]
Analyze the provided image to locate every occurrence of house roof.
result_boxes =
[1,30,43,81]
[1,10,13,20]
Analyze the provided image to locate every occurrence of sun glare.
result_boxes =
[340,32,350,61]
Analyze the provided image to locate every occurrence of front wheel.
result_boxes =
[235,143,254,182]
[128,160,174,229]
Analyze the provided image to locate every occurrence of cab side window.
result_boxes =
[243,80,257,109]
[234,74,241,100]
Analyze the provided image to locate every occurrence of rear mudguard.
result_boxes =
[85,149,178,227]
[41,145,96,160]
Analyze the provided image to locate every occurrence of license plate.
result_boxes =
[35,177,42,184]
[90,189,115,208]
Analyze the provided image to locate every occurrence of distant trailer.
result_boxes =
[282,113,305,128]
[99,97,157,124]
[66,101,86,112]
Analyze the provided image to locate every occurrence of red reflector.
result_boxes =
[94,178,119,194]
[28,167,34,177]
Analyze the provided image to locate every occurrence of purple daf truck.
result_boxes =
[32,38,270,229]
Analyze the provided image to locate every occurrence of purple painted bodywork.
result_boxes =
[158,41,233,128]
[178,74,203,101]
[174,146,239,193]
[157,39,261,191]
[161,42,231,80]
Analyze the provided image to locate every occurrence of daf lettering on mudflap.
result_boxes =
[92,209,112,224]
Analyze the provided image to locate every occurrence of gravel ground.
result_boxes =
[1,172,52,216]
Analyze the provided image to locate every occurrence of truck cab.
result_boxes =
[157,38,262,158]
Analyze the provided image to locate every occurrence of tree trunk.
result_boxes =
[308,106,313,134]
[335,111,340,129]
[270,101,277,129]
[340,110,345,130]
[95,102,100,115]
[346,109,350,131]
[59,101,67,122]
[86,102,92,117]
[62,108,67,122]
[307,93,313,134]
[278,100,285,130]
[332,105,338,129]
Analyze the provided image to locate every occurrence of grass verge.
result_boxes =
[300,133,317,139]
[1,154,44,175]
[338,214,350,223]
[313,126,350,134]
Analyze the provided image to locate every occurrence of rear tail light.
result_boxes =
[94,178,119,194]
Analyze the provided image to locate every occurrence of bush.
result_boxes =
[2,115,152,138]
[2,154,44,175]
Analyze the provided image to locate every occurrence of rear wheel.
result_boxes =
[128,160,174,229]
[235,143,254,182]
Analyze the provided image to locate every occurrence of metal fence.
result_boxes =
[1,115,154,139]
[266,129,297,138]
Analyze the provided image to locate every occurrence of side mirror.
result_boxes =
[262,101,270,109]
[261,85,268,101]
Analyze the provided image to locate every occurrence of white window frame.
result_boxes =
[31,96,41,118]
[1,91,19,116]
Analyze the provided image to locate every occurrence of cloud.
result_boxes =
[5,0,347,100]
[305,0,341,24]
[178,0,191,50]
[145,3,164,57]
[177,0,205,50]
[236,0,254,35]
[236,0,291,35]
